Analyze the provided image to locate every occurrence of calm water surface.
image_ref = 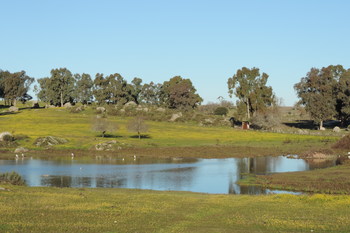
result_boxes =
[0,156,335,194]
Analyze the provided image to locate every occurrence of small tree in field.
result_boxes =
[127,116,149,139]
[92,117,118,137]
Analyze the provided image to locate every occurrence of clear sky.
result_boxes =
[1,0,349,106]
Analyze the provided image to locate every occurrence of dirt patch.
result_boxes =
[332,134,350,150]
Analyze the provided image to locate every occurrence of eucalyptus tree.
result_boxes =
[294,66,339,129]
[75,73,93,104]
[0,70,34,106]
[228,67,274,121]
[37,68,75,106]
[140,81,161,105]
[128,77,143,104]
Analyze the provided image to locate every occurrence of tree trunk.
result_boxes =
[60,91,63,107]
[320,120,323,130]
[246,98,250,120]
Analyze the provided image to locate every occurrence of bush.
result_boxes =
[2,134,14,142]
[0,171,25,185]
[251,109,281,130]
[214,107,228,116]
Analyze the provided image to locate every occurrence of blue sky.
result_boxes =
[1,0,349,106]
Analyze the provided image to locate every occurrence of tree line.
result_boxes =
[0,68,203,110]
[1,65,350,128]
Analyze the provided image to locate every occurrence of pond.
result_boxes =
[0,155,336,194]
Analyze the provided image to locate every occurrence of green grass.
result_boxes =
[0,107,339,157]
[0,185,349,232]
[252,162,350,194]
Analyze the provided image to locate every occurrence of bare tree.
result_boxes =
[127,116,149,139]
[92,117,118,137]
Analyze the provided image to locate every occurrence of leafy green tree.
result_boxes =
[0,70,34,106]
[75,73,93,104]
[37,68,75,106]
[140,81,161,105]
[334,66,350,125]
[294,66,338,129]
[93,73,109,105]
[93,73,132,105]
[160,76,202,109]
[128,77,143,104]
[228,67,274,121]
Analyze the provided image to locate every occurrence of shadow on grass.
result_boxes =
[130,134,152,139]
[0,111,18,116]
[284,120,341,130]
[96,134,123,138]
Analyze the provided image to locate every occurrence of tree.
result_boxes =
[334,66,350,125]
[294,66,338,129]
[228,67,274,121]
[93,73,132,105]
[128,77,143,104]
[91,117,118,137]
[140,81,161,105]
[37,68,75,106]
[75,73,93,104]
[93,73,109,105]
[160,76,203,109]
[0,70,34,106]
[127,116,149,139]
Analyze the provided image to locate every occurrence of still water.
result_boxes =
[0,156,335,194]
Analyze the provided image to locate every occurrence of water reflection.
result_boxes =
[0,156,336,194]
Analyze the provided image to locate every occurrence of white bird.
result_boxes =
[133,155,136,160]
[348,152,350,155]
[21,153,24,158]
[122,158,125,161]
[15,154,19,159]
[348,155,350,159]
[71,153,75,159]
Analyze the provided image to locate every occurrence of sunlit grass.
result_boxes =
[0,186,349,232]
[0,107,338,154]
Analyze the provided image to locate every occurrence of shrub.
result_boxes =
[2,134,14,142]
[0,171,25,185]
[251,109,281,130]
[214,107,228,116]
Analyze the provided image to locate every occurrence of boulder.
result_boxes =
[333,126,341,133]
[14,147,29,153]
[64,102,72,108]
[96,107,106,113]
[156,107,166,113]
[169,112,182,122]
[124,101,137,108]
[34,136,68,147]
[95,140,117,151]
[0,132,13,141]
[8,106,19,112]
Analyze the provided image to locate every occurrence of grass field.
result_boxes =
[0,107,340,158]
[0,185,349,233]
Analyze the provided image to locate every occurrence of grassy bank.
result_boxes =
[0,185,349,232]
[0,107,339,158]
[250,162,350,194]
